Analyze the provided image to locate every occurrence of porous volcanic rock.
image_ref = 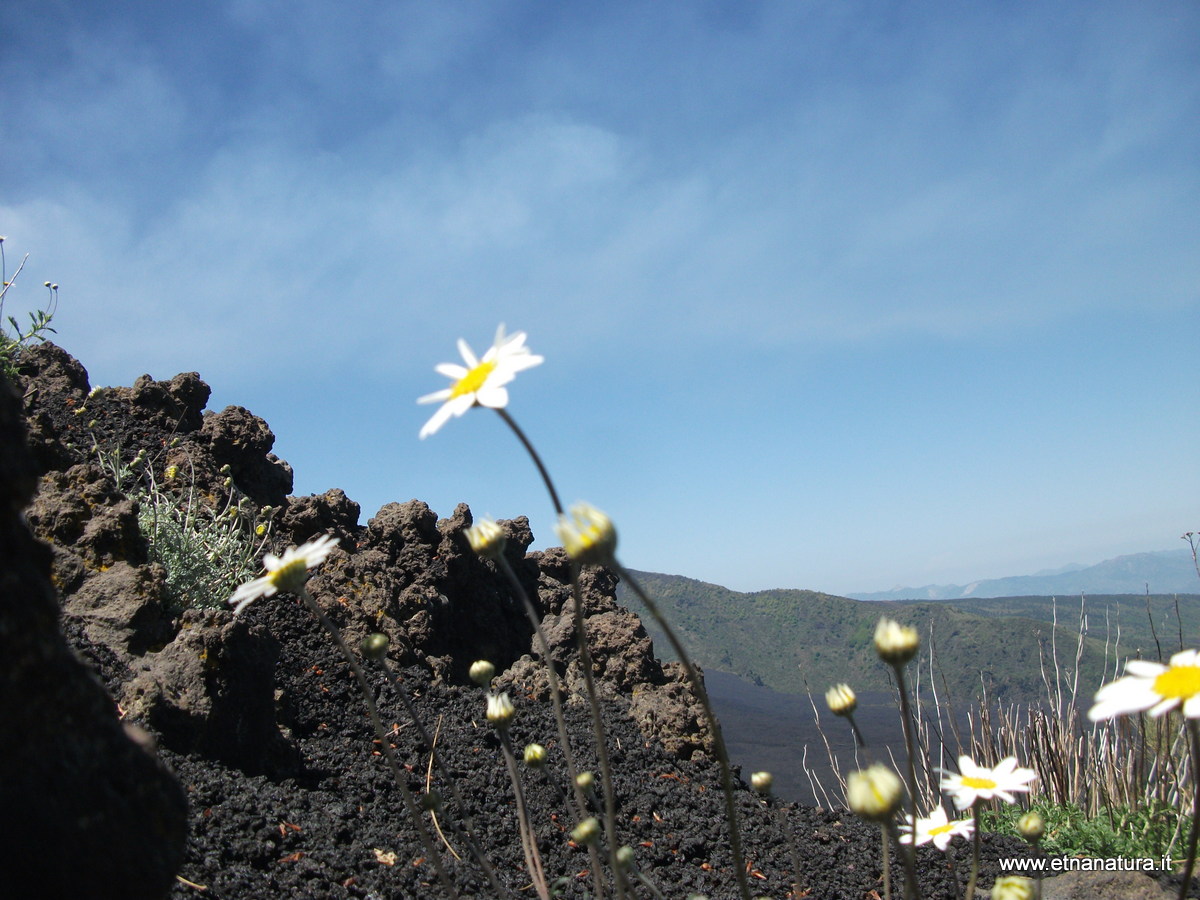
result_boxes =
[0,364,187,900]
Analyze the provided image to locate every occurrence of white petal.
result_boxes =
[419,397,472,439]
[475,385,509,409]
[435,363,469,379]
[1149,697,1182,717]
[457,338,479,368]
[417,387,453,405]
[1171,649,1200,667]
[1125,660,1167,677]
[1183,694,1200,719]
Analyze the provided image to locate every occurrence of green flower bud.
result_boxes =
[523,743,547,767]
[360,633,389,660]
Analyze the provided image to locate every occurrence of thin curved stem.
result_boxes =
[491,408,625,898]
[494,408,563,514]
[892,665,923,900]
[616,563,754,900]
[1178,719,1200,900]
[373,657,516,899]
[569,562,629,900]
[966,800,982,900]
[499,728,551,900]
[494,553,608,897]
[295,586,460,899]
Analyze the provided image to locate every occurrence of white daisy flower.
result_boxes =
[417,325,543,439]
[939,755,1037,810]
[898,806,975,850]
[1088,649,1200,721]
[228,533,339,614]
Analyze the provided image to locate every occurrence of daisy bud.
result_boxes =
[826,683,857,716]
[575,771,595,791]
[486,692,515,728]
[615,845,635,871]
[359,633,389,660]
[469,659,495,687]
[874,617,919,666]
[571,817,600,846]
[165,465,179,481]
[750,771,773,795]
[989,876,1034,900]
[1017,810,1045,843]
[555,502,617,565]
[847,764,903,822]
[523,743,546,767]
[465,518,507,560]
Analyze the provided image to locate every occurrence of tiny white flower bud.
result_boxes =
[826,683,857,716]
[571,817,600,846]
[469,659,495,687]
[486,692,515,728]
[750,771,773,795]
[874,617,919,666]
[555,503,617,565]
[465,518,507,560]
[847,764,903,822]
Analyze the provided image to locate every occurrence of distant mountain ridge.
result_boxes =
[615,567,1200,707]
[848,549,1197,602]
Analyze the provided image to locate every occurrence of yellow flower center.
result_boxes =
[930,822,954,836]
[1154,665,1200,699]
[960,776,997,790]
[268,558,309,593]
[450,360,497,398]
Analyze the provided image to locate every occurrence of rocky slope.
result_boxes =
[1,342,1182,899]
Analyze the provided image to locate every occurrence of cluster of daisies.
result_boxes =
[215,325,1200,900]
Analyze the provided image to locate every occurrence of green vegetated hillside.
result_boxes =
[616,570,1200,708]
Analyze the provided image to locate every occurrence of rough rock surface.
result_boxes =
[0,363,188,900]
[7,342,1194,899]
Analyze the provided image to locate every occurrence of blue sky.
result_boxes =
[2,1,1197,594]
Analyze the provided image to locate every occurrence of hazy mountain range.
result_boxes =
[615,548,1200,707]
[848,548,1197,602]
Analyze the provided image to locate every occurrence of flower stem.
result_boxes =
[498,728,551,900]
[616,563,754,900]
[568,562,629,900]
[892,664,923,900]
[881,825,892,900]
[295,586,460,899]
[1178,718,1200,900]
[492,408,626,899]
[966,800,982,900]
[372,656,516,899]
[886,819,921,900]
[494,553,608,897]
[494,408,563,514]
